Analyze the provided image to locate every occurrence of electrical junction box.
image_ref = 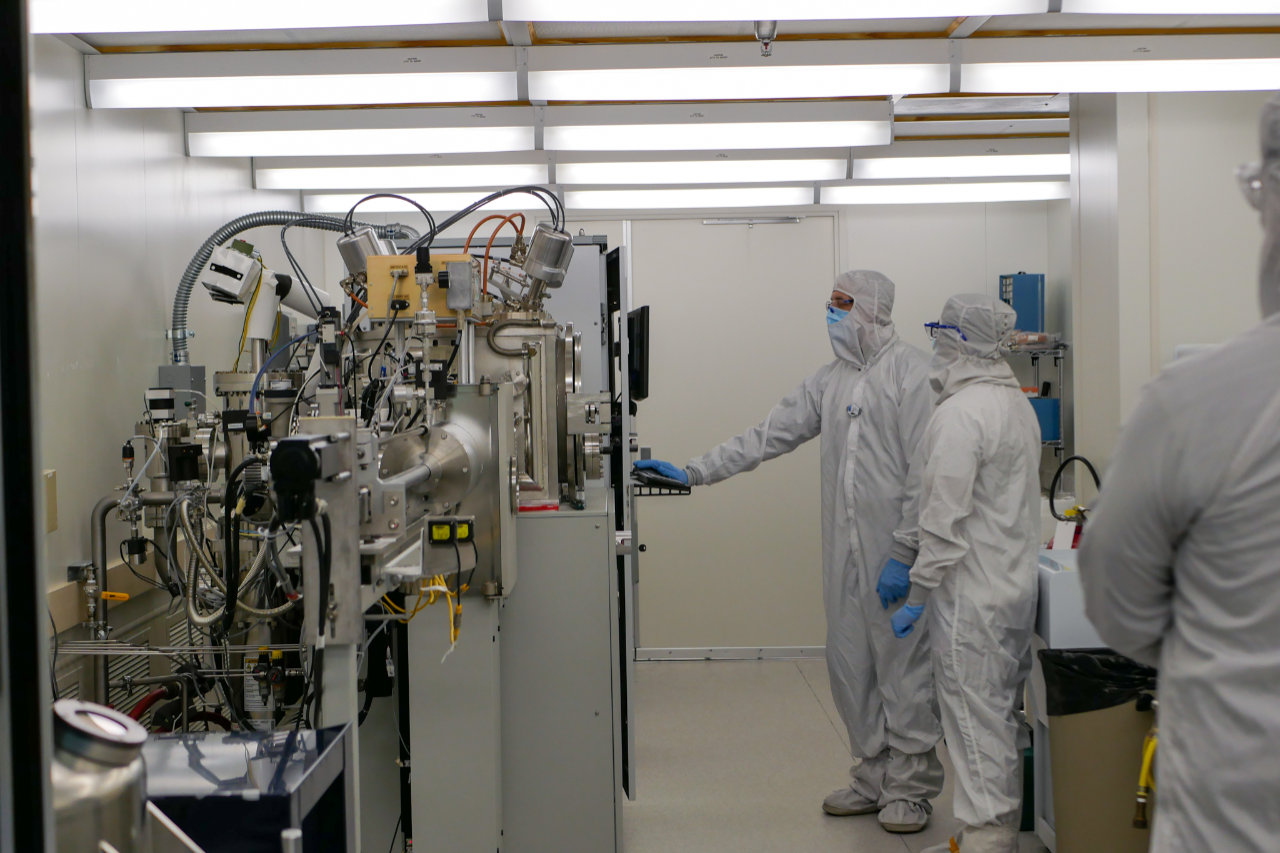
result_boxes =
[365,254,418,319]
[1000,272,1045,333]
[366,253,475,319]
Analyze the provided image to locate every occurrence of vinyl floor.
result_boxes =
[621,659,1050,853]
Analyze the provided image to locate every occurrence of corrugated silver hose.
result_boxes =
[170,211,405,364]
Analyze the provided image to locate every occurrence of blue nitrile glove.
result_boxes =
[876,558,913,609]
[891,604,925,639]
[633,459,689,486]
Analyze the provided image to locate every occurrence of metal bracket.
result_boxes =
[67,560,94,582]
[948,39,962,94]
[165,329,195,340]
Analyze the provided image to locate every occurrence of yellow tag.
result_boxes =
[100,591,130,602]
[431,524,452,542]
[950,838,960,853]
[457,522,471,540]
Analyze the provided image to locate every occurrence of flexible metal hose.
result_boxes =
[182,501,291,623]
[169,211,405,364]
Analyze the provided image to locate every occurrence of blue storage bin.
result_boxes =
[1030,397,1060,442]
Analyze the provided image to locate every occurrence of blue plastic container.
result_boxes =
[1000,272,1046,333]
[1030,397,1061,442]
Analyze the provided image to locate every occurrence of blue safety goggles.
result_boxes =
[924,322,968,341]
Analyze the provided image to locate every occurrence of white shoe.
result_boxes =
[822,786,878,816]
[878,799,929,833]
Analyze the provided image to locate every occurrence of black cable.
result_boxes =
[357,690,375,727]
[47,608,59,702]
[280,216,336,315]
[119,541,167,591]
[403,186,563,256]
[305,512,333,726]
[221,456,262,636]
[366,310,402,383]
[386,816,402,853]
[1049,454,1102,522]
[342,194,436,239]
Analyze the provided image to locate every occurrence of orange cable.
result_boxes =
[464,214,512,252]
[482,213,525,296]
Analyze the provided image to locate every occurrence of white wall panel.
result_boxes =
[30,35,313,589]
[630,216,836,649]
[1153,91,1271,365]
[630,203,1058,649]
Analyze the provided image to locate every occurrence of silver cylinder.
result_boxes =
[337,225,394,275]
[522,223,575,288]
[51,700,149,853]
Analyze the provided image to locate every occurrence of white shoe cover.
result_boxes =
[877,799,929,833]
[822,786,878,816]
[958,824,1019,853]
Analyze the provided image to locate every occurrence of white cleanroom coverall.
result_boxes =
[686,271,943,821]
[1078,93,1280,853]
[907,294,1041,853]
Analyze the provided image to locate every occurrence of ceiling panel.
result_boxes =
[81,22,505,50]
[895,94,1069,114]
[981,13,1280,30]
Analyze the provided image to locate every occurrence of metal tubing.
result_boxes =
[90,490,223,701]
[109,673,198,732]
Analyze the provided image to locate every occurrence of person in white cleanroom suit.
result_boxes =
[635,271,943,833]
[889,294,1041,853]
[1076,94,1280,853]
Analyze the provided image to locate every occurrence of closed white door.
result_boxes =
[630,216,837,651]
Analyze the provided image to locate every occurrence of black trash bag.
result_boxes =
[1039,649,1157,716]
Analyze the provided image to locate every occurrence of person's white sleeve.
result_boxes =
[890,358,934,565]
[685,365,827,486]
[910,409,982,590]
[1078,390,1179,668]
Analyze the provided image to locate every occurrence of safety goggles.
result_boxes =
[826,296,855,311]
[1238,162,1265,211]
[925,322,967,341]
[1236,160,1280,211]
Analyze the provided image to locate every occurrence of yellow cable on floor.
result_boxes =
[1134,726,1158,828]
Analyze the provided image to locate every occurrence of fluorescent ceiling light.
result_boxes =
[505,1,1045,21]
[547,121,888,151]
[558,159,846,185]
[566,187,812,209]
[29,0,488,34]
[257,163,549,190]
[191,127,533,158]
[90,72,514,110]
[853,154,1070,179]
[964,58,1280,94]
[822,181,1069,205]
[305,191,542,214]
[530,65,947,102]
[1061,1,1278,12]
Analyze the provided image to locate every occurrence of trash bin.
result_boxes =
[1039,649,1157,853]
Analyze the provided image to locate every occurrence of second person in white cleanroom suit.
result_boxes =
[636,270,944,833]
[891,294,1042,853]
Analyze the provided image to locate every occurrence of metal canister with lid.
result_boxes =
[50,699,150,853]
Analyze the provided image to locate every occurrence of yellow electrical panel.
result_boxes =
[364,254,418,319]
[364,253,476,320]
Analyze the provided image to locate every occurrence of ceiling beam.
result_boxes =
[948,16,992,38]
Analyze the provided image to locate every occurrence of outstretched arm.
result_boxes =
[685,366,828,487]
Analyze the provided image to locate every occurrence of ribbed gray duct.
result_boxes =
[169,211,404,364]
